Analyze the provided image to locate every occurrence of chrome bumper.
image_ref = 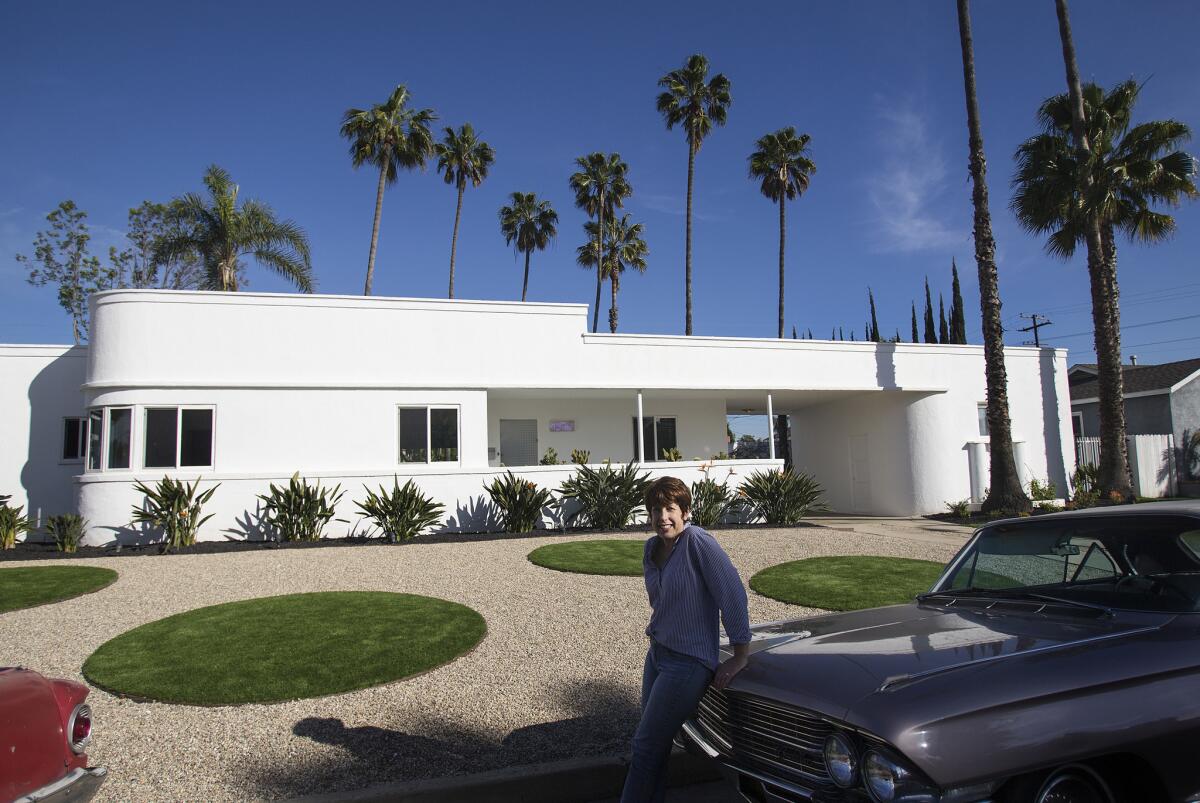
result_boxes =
[14,766,107,803]
[677,720,830,802]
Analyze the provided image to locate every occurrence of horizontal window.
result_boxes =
[399,406,459,464]
[85,405,214,472]
[145,407,214,469]
[62,417,87,461]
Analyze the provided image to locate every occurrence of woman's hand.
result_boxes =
[712,653,748,690]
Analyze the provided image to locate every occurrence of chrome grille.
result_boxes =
[694,688,834,783]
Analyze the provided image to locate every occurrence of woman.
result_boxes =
[620,475,751,803]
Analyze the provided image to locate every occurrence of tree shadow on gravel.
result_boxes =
[239,678,640,799]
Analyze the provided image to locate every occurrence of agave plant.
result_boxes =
[558,463,652,530]
[484,471,554,533]
[570,448,591,465]
[0,503,35,549]
[738,469,826,525]
[539,447,560,466]
[257,472,346,541]
[355,477,444,542]
[660,447,684,462]
[689,477,737,528]
[46,514,86,553]
[130,476,219,552]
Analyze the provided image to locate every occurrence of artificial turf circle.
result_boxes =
[0,566,119,614]
[527,539,645,576]
[82,591,486,705]
[750,556,946,611]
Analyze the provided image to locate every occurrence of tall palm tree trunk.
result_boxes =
[521,249,531,302]
[448,182,464,299]
[593,194,605,334]
[364,164,387,296]
[685,136,696,335]
[1055,0,1132,498]
[957,0,1030,513]
[610,270,620,333]
[777,195,786,339]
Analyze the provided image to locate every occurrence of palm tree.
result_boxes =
[955,0,1030,512]
[499,192,558,302]
[656,54,732,336]
[340,85,436,295]
[1020,19,1197,498]
[435,123,495,298]
[577,215,648,333]
[155,165,313,293]
[748,127,816,339]
[569,153,631,332]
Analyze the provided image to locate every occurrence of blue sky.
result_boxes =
[3,0,1199,371]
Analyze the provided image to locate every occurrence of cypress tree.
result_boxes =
[911,302,919,343]
[791,324,797,339]
[839,326,844,341]
[868,289,881,342]
[939,293,950,344]
[807,328,813,339]
[923,277,937,343]
[831,327,836,340]
[950,258,967,344]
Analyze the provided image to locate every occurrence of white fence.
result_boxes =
[1074,434,1177,498]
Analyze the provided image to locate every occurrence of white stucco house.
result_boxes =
[0,290,1076,545]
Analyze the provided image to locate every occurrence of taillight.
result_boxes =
[68,703,92,753]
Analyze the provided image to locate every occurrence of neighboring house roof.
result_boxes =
[1070,357,1200,402]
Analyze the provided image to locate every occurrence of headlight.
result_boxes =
[862,750,937,803]
[823,732,857,788]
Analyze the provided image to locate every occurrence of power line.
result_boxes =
[1047,312,1200,341]
[1123,335,1200,349]
[1018,313,1052,346]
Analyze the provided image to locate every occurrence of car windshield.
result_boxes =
[931,514,1200,613]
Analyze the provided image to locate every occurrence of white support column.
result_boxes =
[767,392,776,460]
[636,390,645,463]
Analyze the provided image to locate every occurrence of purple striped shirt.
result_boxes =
[642,524,751,670]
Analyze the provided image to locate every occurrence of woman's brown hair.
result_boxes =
[645,475,691,515]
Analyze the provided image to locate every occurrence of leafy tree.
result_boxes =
[956,0,1029,512]
[923,277,937,343]
[1013,74,1195,497]
[868,289,881,342]
[499,192,558,302]
[569,152,631,333]
[657,54,732,336]
[155,165,313,292]
[114,201,204,290]
[577,215,648,333]
[748,127,816,339]
[911,302,919,343]
[340,85,436,295]
[17,201,119,343]
[938,293,949,344]
[435,123,495,298]
[950,258,968,344]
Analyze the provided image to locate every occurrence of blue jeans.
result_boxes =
[620,642,714,803]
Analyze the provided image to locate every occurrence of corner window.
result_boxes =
[62,418,87,461]
[399,407,459,463]
[87,410,103,470]
[144,407,214,469]
[976,404,989,437]
[107,408,132,469]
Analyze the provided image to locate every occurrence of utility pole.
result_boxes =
[1019,313,1052,346]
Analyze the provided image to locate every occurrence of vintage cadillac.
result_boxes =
[678,501,1200,803]
[0,667,106,803]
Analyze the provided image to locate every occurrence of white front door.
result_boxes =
[850,434,872,513]
[499,419,538,467]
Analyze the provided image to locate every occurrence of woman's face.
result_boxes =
[652,502,688,541]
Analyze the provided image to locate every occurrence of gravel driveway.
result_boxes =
[1,521,966,801]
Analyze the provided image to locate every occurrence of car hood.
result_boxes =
[726,601,1173,723]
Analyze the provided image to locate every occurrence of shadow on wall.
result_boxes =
[239,678,639,799]
[446,494,503,533]
[1038,351,1069,493]
[874,342,898,391]
[21,351,87,542]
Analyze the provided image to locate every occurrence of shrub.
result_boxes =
[1071,463,1098,497]
[738,469,827,525]
[945,499,971,518]
[130,476,219,552]
[355,477,444,542]
[257,473,346,541]
[0,503,35,550]
[1068,490,1099,510]
[660,447,684,462]
[484,471,554,532]
[569,448,590,465]
[1035,501,1064,513]
[1028,477,1057,501]
[690,477,737,528]
[539,447,560,466]
[46,514,86,553]
[558,463,652,530]
[712,452,729,460]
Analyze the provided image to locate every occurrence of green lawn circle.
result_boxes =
[528,539,644,576]
[0,566,118,614]
[83,591,486,705]
[750,556,945,611]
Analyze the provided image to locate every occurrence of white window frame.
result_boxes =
[142,406,216,470]
[397,405,461,465]
[636,415,678,462]
[60,417,87,464]
[1072,411,1085,438]
[103,406,134,471]
[976,403,989,437]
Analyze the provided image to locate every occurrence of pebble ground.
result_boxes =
[1,520,966,801]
